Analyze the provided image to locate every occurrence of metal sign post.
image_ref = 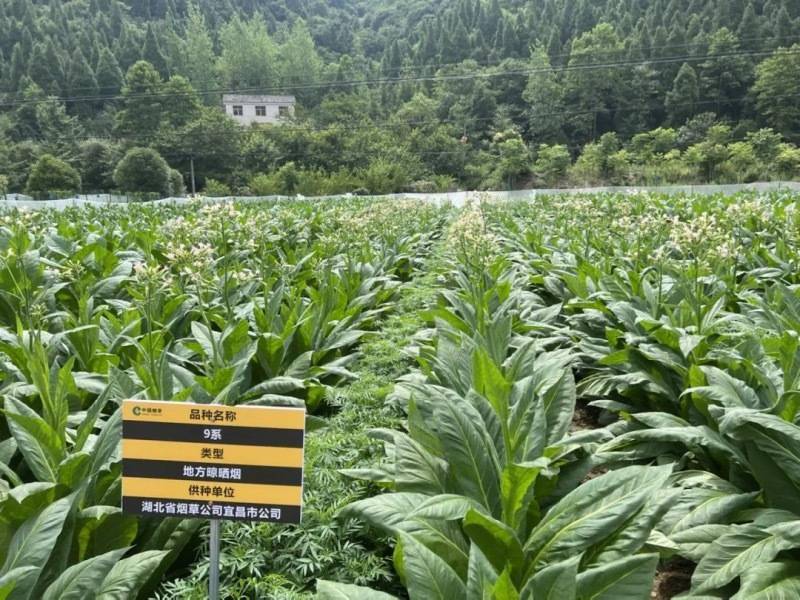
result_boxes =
[209,519,221,600]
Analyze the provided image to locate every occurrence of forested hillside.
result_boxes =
[1,0,799,194]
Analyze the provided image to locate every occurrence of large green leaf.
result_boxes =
[670,525,733,563]
[472,348,510,421]
[720,410,800,513]
[1,495,74,600]
[87,409,122,475]
[732,560,800,599]
[434,394,502,514]
[95,550,169,600]
[524,466,672,569]
[4,397,63,482]
[466,544,498,600]
[76,507,138,560]
[316,580,398,599]
[691,522,800,593]
[408,495,484,521]
[501,462,542,534]
[575,553,658,600]
[398,533,467,600]
[587,489,678,566]
[398,518,470,580]
[520,555,579,600]
[342,493,429,535]
[0,568,38,600]
[658,489,758,536]
[463,509,524,578]
[395,432,449,494]
[41,548,127,600]
[489,569,520,600]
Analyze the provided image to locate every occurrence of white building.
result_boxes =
[222,95,296,126]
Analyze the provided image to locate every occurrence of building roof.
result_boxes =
[222,94,296,104]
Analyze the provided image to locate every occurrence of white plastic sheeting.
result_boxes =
[2,181,799,211]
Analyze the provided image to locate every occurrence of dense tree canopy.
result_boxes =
[0,0,799,193]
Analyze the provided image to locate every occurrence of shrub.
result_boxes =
[168,168,186,196]
[322,170,359,195]
[203,179,232,197]
[533,144,571,186]
[776,144,800,179]
[249,173,279,196]
[275,162,300,195]
[407,180,438,193]
[358,159,411,195]
[432,174,457,192]
[113,147,170,194]
[0,174,8,198]
[78,140,117,191]
[26,154,81,196]
[294,170,329,197]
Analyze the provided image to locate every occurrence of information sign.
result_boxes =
[121,400,305,524]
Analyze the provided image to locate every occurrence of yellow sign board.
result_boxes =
[121,400,305,523]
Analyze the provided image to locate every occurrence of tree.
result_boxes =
[279,21,323,105]
[746,128,783,165]
[167,168,186,195]
[523,47,567,142]
[696,28,751,120]
[26,154,81,196]
[776,143,800,179]
[95,47,124,95]
[665,63,700,125]
[35,97,84,160]
[533,144,571,185]
[142,24,169,77]
[564,24,624,142]
[66,48,98,116]
[752,45,800,142]
[435,61,497,140]
[113,147,170,194]
[78,139,117,191]
[180,2,217,103]
[684,124,732,181]
[8,43,26,91]
[571,132,621,182]
[737,3,760,40]
[721,141,759,182]
[159,75,202,129]
[487,131,531,189]
[27,42,61,94]
[218,15,278,89]
[11,79,46,140]
[114,61,164,142]
[116,25,142,70]
[155,107,242,183]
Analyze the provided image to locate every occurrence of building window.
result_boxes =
[279,106,291,118]
[255,105,267,117]
[232,105,243,116]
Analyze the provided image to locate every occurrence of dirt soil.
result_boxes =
[651,558,694,599]
[571,400,601,432]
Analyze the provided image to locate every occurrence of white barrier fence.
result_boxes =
[2,181,799,211]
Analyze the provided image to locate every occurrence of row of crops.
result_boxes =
[0,199,446,599]
[0,193,799,599]
[330,193,800,599]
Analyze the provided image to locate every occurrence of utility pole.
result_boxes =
[190,157,197,196]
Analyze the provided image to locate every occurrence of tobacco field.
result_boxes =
[1,193,800,599]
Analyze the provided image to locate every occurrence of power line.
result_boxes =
[2,47,797,109]
[3,31,796,98]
